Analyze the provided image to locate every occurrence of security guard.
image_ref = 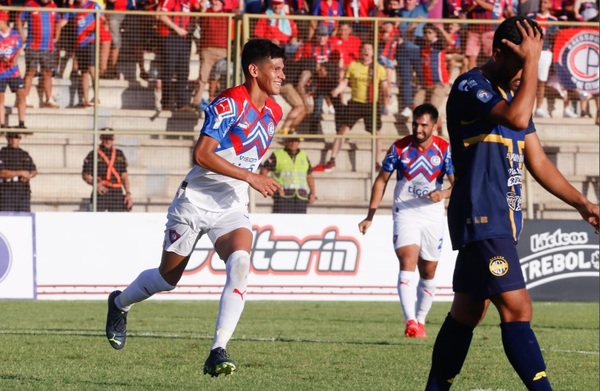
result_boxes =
[0,132,37,212]
[259,133,317,214]
[81,128,133,212]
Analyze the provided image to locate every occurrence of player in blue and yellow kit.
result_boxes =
[425,16,599,391]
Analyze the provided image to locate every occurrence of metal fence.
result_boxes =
[0,5,597,217]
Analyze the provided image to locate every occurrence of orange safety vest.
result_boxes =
[97,148,123,189]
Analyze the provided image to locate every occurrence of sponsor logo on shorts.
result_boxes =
[489,256,509,276]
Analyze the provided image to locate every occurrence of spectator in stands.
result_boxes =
[342,0,380,41]
[310,0,343,40]
[17,0,61,109]
[157,0,200,111]
[412,23,452,118]
[573,0,598,20]
[462,0,508,71]
[276,57,313,135]
[0,132,37,212]
[104,0,131,79]
[192,0,229,111]
[0,11,27,129]
[82,128,133,212]
[313,42,389,172]
[378,20,399,112]
[395,0,439,119]
[527,0,558,118]
[129,0,160,82]
[245,0,264,13]
[260,132,317,213]
[330,21,361,79]
[254,0,299,47]
[57,0,108,108]
[295,24,337,130]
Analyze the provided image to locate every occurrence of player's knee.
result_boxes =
[227,250,250,280]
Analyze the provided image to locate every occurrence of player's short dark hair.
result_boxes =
[413,103,439,122]
[241,39,286,78]
[493,16,542,52]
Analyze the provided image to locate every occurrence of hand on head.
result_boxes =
[502,19,544,64]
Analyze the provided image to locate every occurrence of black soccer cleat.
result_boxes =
[105,290,128,350]
[203,347,237,377]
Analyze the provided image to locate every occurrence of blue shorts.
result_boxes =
[0,77,24,93]
[453,238,526,300]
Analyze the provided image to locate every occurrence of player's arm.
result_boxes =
[487,19,543,130]
[358,170,392,234]
[524,132,599,233]
[429,173,454,203]
[193,134,282,197]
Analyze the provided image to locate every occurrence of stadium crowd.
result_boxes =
[0,0,596,121]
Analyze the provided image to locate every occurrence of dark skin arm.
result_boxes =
[486,20,544,130]
[524,132,599,233]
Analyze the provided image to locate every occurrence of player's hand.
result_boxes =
[428,190,443,203]
[577,201,599,234]
[502,19,543,63]
[358,219,372,235]
[248,173,282,198]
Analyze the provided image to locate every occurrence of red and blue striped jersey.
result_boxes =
[312,0,342,33]
[19,0,61,51]
[416,37,449,86]
[0,28,23,78]
[64,1,102,48]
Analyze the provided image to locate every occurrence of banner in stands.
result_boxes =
[553,28,599,95]
[0,214,36,299]
[517,220,599,302]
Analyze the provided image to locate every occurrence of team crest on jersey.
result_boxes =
[430,155,441,166]
[506,191,522,211]
[476,89,492,103]
[489,256,509,276]
[268,122,275,136]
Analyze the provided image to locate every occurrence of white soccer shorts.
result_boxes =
[163,189,251,256]
[392,216,444,261]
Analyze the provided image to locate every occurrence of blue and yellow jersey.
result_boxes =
[446,68,536,249]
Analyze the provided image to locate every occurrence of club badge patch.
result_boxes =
[489,256,509,276]
[476,89,492,103]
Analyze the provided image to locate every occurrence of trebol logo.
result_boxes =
[185,226,360,275]
[521,229,599,288]
[0,232,12,283]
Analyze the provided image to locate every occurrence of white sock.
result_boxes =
[416,278,436,324]
[398,270,417,322]
[116,268,176,311]
[211,250,250,350]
